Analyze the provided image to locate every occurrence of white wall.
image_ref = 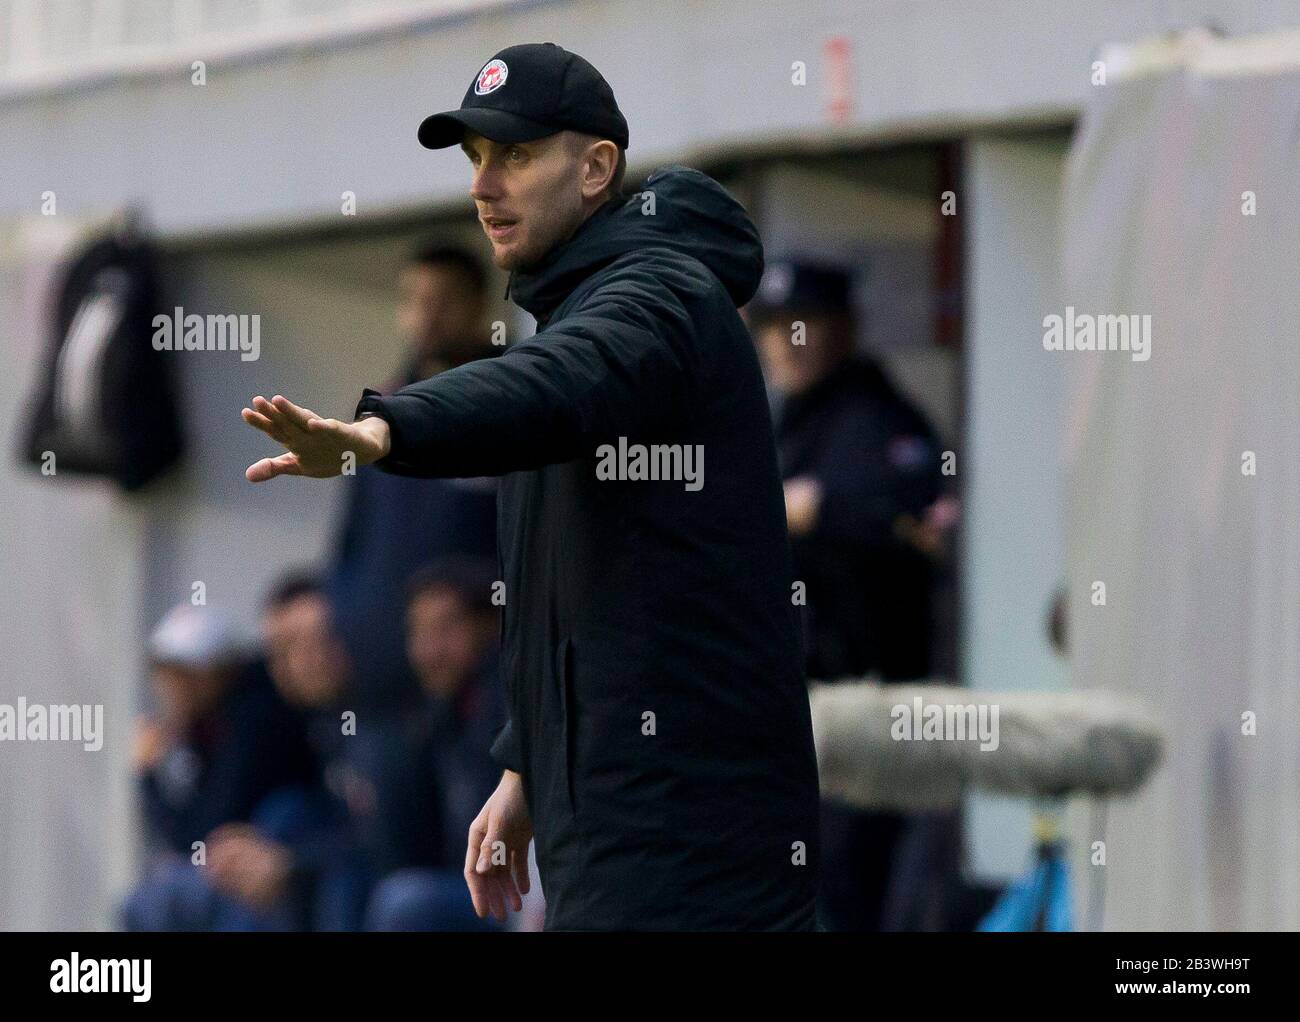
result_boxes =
[0,216,143,930]
[960,135,1072,884]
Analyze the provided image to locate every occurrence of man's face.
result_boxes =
[262,593,350,709]
[461,130,588,271]
[755,311,854,396]
[396,263,486,362]
[406,588,493,700]
[150,663,231,725]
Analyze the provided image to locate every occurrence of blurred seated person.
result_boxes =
[122,602,317,930]
[195,569,509,931]
[198,573,377,931]
[364,556,507,932]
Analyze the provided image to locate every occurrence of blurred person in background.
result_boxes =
[325,244,500,713]
[364,556,507,931]
[751,259,945,681]
[123,602,317,930]
[750,259,948,932]
[197,573,375,931]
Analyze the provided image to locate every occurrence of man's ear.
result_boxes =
[580,139,619,201]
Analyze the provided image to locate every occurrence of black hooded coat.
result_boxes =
[355,166,820,930]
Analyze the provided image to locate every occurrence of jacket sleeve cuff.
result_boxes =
[353,387,394,428]
[353,387,419,476]
[489,718,524,775]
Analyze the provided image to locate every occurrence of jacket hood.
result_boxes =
[507,165,764,322]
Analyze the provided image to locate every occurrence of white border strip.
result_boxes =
[0,0,525,104]
[1101,25,1300,84]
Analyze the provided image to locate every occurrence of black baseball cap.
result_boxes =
[418,42,629,151]
[748,259,854,319]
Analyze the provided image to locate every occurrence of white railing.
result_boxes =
[0,0,505,89]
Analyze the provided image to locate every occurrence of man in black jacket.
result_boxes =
[241,43,820,931]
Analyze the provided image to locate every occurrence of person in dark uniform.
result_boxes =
[240,42,821,931]
[750,259,945,931]
[325,245,499,712]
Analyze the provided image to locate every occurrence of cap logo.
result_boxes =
[475,59,508,95]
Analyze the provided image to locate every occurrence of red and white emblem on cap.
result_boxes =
[475,59,508,95]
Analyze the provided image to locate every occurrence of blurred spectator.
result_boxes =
[325,244,500,712]
[194,573,375,931]
[122,602,318,930]
[751,260,945,680]
[750,258,947,932]
[363,556,506,931]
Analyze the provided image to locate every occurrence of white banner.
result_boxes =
[1063,29,1300,930]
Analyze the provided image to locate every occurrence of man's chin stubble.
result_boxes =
[496,246,544,274]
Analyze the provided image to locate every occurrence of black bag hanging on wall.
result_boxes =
[18,219,184,491]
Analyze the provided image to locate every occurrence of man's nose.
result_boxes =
[470,161,503,202]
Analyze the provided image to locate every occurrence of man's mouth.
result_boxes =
[481,215,519,241]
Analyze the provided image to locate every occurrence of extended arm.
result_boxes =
[354,262,702,479]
